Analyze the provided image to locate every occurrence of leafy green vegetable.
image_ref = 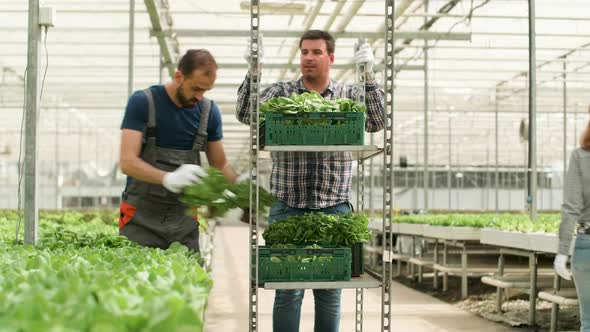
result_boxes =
[0,215,212,332]
[263,212,370,246]
[394,213,561,234]
[260,91,366,115]
[181,168,274,217]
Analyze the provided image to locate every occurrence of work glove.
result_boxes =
[162,164,207,194]
[553,254,572,280]
[354,43,375,73]
[243,36,264,74]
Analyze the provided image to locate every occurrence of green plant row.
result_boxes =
[394,213,561,233]
[0,217,212,332]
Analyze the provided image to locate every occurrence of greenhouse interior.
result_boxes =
[2,0,590,331]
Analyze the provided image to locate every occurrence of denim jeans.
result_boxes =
[573,233,590,332]
[268,200,352,332]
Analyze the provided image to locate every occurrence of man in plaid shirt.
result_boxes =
[236,30,384,332]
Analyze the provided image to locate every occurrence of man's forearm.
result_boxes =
[217,163,239,183]
[120,157,166,185]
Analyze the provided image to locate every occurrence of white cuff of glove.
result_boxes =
[243,38,265,71]
[553,254,572,280]
[354,43,375,73]
[162,164,207,194]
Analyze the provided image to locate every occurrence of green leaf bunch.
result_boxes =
[263,212,370,246]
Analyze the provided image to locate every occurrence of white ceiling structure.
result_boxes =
[1,0,590,173]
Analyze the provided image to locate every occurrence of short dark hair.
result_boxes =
[299,30,335,54]
[177,49,217,77]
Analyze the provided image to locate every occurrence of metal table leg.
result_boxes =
[496,253,505,312]
[461,245,468,299]
[529,252,538,325]
[433,239,439,290]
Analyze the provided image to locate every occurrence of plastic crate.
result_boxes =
[254,246,352,285]
[351,242,364,277]
[264,112,365,146]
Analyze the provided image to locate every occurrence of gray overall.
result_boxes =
[119,88,211,252]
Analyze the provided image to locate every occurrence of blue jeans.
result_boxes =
[573,234,590,332]
[268,200,352,332]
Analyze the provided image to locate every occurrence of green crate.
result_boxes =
[265,112,365,145]
[253,246,352,285]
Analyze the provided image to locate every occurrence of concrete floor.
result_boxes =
[204,224,518,332]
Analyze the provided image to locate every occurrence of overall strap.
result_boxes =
[193,97,211,152]
[141,88,157,164]
[142,88,157,142]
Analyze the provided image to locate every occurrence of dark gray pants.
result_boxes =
[119,195,199,252]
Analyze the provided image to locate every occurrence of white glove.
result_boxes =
[235,173,250,183]
[354,43,375,73]
[162,164,207,194]
[554,254,572,280]
[243,37,265,71]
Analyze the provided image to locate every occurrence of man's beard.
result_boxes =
[176,85,197,108]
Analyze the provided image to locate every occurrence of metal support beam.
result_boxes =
[248,1,261,331]
[495,88,500,213]
[24,0,41,245]
[383,1,395,330]
[562,58,567,198]
[144,0,177,79]
[164,29,471,41]
[423,1,429,212]
[128,0,135,96]
[448,112,452,209]
[527,0,538,220]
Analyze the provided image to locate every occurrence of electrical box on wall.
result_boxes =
[39,7,56,27]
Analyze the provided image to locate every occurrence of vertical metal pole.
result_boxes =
[78,118,82,208]
[383,1,395,330]
[128,0,135,97]
[496,253,505,312]
[356,157,365,332]
[55,107,60,209]
[448,113,452,209]
[24,0,41,244]
[369,134,375,217]
[485,142,490,210]
[562,58,567,199]
[159,49,164,84]
[529,253,538,325]
[527,0,537,221]
[354,36,367,332]
[423,0,429,212]
[414,122,418,209]
[574,113,578,149]
[495,87,499,212]
[249,2,260,331]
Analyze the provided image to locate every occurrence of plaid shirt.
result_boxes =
[236,73,384,209]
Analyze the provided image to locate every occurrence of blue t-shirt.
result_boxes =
[121,85,223,191]
[121,85,223,148]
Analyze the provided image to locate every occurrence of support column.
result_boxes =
[128,0,135,97]
[24,0,42,244]
[562,58,567,198]
[527,0,538,220]
[495,88,499,212]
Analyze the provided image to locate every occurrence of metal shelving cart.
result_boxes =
[245,1,395,331]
